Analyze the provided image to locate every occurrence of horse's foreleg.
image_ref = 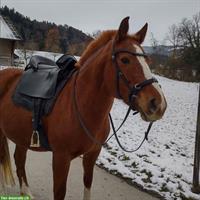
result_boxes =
[52,152,71,200]
[14,145,34,198]
[82,148,101,200]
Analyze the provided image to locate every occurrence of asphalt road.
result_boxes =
[1,142,159,200]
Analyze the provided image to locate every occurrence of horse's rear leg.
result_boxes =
[52,152,71,200]
[14,145,34,198]
[82,148,101,200]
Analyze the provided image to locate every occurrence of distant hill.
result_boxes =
[0,6,92,55]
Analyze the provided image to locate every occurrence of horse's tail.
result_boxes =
[0,135,15,187]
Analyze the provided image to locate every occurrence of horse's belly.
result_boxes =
[0,101,32,146]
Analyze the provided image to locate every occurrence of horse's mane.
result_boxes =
[77,30,117,67]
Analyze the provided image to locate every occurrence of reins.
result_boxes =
[73,71,105,146]
[73,70,148,150]
[109,113,153,152]
[73,76,155,152]
[72,42,159,152]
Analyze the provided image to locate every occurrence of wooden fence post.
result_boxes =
[192,83,200,193]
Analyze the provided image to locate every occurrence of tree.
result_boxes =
[167,12,200,49]
[166,24,180,57]
[179,12,200,49]
[166,12,200,69]
[150,32,159,54]
[45,27,61,53]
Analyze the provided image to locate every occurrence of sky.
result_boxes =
[0,0,199,45]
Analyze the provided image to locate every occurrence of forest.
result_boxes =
[0,6,92,55]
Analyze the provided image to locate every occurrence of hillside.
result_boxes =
[0,6,92,55]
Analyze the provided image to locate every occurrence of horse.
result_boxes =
[0,17,167,200]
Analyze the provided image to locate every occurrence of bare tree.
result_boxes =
[193,12,200,48]
[166,24,180,57]
[150,32,159,54]
[166,12,200,69]
[166,12,200,49]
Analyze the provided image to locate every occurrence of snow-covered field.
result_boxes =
[0,61,199,199]
[97,75,199,200]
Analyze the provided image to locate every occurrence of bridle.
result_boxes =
[73,42,159,152]
[112,47,158,105]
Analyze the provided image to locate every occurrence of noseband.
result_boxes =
[112,48,158,107]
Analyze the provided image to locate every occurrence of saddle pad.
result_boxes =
[17,65,60,99]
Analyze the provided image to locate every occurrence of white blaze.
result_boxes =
[133,44,166,111]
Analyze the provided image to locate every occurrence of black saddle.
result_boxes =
[12,55,77,150]
[18,56,60,99]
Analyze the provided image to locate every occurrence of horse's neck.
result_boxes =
[75,49,114,125]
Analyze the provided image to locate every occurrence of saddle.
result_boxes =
[12,55,77,150]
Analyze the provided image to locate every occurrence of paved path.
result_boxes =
[2,143,159,200]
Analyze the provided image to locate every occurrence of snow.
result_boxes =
[14,49,79,67]
[0,15,20,40]
[97,76,200,200]
[1,61,199,199]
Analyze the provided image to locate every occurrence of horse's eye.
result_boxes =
[121,57,130,65]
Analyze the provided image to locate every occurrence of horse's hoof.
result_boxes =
[83,187,91,200]
[21,192,35,200]
[20,182,34,199]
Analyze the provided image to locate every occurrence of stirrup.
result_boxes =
[30,130,40,147]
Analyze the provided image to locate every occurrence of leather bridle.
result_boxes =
[111,48,158,106]
[73,43,160,152]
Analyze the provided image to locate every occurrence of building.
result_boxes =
[0,15,21,66]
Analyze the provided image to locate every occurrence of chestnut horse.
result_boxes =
[0,17,167,200]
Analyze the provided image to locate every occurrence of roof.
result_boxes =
[0,15,21,41]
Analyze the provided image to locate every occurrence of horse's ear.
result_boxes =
[115,16,129,43]
[134,23,148,44]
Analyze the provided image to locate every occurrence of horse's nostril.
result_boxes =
[149,98,158,113]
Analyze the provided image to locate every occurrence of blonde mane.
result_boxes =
[77,30,117,67]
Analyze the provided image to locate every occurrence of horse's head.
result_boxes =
[105,17,167,122]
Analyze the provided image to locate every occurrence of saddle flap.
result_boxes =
[17,68,59,99]
[16,55,61,99]
[17,65,60,99]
